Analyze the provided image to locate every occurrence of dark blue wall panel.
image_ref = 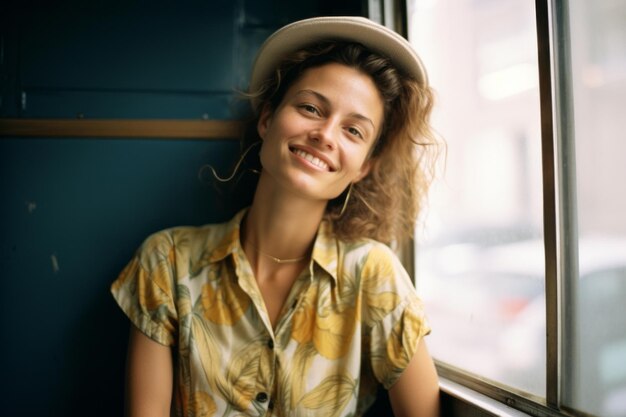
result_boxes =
[16,0,239,119]
[20,2,236,91]
[0,137,244,416]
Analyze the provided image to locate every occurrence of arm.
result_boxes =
[125,325,173,417]
[388,340,440,417]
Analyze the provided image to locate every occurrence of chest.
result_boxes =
[255,264,305,329]
[176,271,368,417]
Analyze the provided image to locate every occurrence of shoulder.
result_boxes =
[135,217,237,270]
[339,238,401,273]
[137,224,213,256]
[338,238,414,291]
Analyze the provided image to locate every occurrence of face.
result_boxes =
[257,62,384,202]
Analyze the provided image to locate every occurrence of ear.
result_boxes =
[257,104,273,140]
[353,159,372,183]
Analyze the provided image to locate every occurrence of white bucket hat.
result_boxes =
[248,16,428,107]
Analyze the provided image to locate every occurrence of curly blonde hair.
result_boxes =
[243,41,441,244]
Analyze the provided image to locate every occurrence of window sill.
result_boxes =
[440,377,532,417]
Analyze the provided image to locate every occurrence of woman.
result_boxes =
[112,16,441,417]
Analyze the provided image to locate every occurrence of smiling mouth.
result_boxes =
[290,147,333,171]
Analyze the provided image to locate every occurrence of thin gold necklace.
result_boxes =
[246,240,308,264]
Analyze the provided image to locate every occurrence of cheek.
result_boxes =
[262,114,300,143]
[343,142,371,172]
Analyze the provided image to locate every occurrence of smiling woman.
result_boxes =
[111,16,442,417]
[248,38,438,243]
[256,63,382,204]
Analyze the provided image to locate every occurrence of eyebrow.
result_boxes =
[295,89,376,131]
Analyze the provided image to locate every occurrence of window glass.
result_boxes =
[564,1,626,415]
[408,0,546,396]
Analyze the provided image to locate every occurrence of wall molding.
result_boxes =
[0,119,244,139]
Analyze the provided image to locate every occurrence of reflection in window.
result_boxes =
[408,0,545,396]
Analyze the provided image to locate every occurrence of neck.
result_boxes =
[242,175,326,267]
[246,239,308,264]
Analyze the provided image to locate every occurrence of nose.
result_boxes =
[309,119,338,150]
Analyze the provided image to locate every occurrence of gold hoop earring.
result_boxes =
[199,141,261,183]
[338,183,353,217]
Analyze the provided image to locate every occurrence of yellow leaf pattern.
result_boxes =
[190,315,224,394]
[281,343,317,409]
[111,210,430,417]
[192,391,217,416]
[225,339,267,411]
[200,278,250,325]
[364,291,401,325]
[299,374,356,417]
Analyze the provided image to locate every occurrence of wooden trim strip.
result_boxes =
[0,119,244,139]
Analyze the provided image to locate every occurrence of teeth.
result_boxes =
[293,149,330,170]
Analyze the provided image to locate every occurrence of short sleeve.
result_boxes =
[111,231,178,346]
[360,243,431,389]
[369,296,430,389]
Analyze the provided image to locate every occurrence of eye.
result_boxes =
[299,104,320,116]
[346,126,364,140]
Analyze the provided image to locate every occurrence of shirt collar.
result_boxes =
[207,208,339,283]
[311,219,339,283]
[205,208,248,263]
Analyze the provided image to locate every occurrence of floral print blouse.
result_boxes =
[111,209,430,417]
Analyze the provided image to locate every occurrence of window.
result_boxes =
[563,1,626,415]
[407,0,626,416]
[409,0,545,397]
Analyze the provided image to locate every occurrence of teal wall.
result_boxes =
[0,0,365,415]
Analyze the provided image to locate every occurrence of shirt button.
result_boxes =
[267,339,274,349]
[256,392,269,403]
[269,400,275,410]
